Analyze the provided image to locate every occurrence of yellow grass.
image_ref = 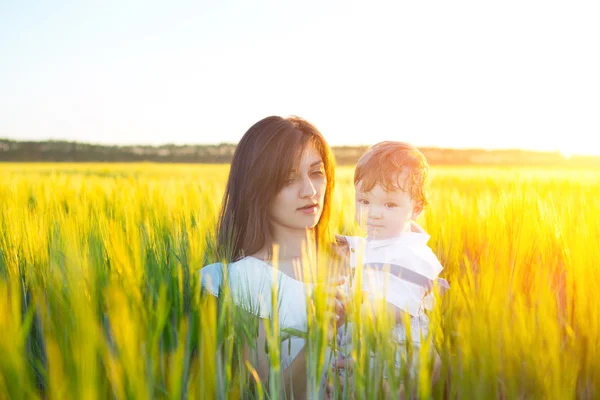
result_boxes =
[0,163,599,399]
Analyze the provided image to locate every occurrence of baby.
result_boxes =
[335,141,448,380]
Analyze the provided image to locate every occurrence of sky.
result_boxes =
[1,1,599,156]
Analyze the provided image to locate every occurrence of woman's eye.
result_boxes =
[285,176,296,185]
[311,170,325,177]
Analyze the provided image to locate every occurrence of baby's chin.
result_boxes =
[366,226,407,240]
[366,228,391,240]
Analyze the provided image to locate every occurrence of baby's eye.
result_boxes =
[384,202,398,208]
[358,199,369,205]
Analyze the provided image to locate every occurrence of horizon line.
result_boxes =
[1,137,584,156]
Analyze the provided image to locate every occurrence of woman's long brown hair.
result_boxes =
[217,116,336,262]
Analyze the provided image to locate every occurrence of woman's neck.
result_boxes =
[253,227,316,261]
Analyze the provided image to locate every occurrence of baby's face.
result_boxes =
[354,180,422,240]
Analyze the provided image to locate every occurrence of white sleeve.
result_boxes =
[390,244,443,280]
[422,292,435,311]
[359,243,443,317]
[361,269,423,316]
[200,261,275,319]
[345,236,366,268]
[200,263,223,296]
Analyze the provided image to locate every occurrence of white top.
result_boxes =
[200,256,314,371]
[344,232,444,317]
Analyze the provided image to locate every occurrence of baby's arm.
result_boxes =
[359,293,410,326]
[389,303,409,324]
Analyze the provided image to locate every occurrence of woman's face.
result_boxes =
[268,144,327,233]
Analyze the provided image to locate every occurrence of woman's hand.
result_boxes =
[324,276,348,329]
[325,358,354,399]
[326,358,402,400]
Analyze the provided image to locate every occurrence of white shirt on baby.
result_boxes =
[336,231,446,378]
[344,231,444,317]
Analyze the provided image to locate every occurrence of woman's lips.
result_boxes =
[298,204,318,214]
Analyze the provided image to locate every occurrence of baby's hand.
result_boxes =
[333,234,349,257]
[329,276,348,329]
[316,276,348,333]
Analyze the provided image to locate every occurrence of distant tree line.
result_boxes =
[1,138,599,167]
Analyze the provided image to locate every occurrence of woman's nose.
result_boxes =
[299,175,317,198]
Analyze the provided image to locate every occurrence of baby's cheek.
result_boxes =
[354,204,363,224]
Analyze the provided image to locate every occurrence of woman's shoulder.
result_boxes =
[199,262,225,296]
[199,257,289,318]
[200,257,267,294]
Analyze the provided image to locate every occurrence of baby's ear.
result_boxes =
[411,202,424,220]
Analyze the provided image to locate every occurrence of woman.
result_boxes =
[200,116,346,399]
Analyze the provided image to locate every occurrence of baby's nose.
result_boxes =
[369,211,383,219]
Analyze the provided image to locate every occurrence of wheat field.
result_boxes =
[1,163,599,399]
